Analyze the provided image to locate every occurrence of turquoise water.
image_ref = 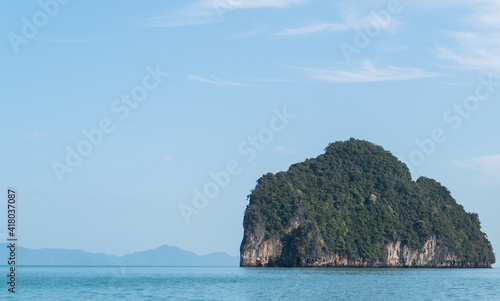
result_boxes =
[2,266,499,300]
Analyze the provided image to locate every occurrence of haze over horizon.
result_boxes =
[1,0,499,264]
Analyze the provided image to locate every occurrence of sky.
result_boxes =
[1,0,499,264]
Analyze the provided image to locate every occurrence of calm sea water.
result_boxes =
[2,266,499,300]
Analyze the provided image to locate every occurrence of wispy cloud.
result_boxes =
[469,0,500,27]
[434,34,500,73]
[162,156,178,164]
[273,146,299,155]
[274,5,400,37]
[275,22,349,36]
[454,154,500,172]
[210,0,307,9]
[26,132,46,139]
[453,154,500,184]
[283,60,435,83]
[137,7,213,28]
[34,37,110,43]
[187,75,256,87]
[138,0,307,28]
[433,0,500,73]
[255,78,299,83]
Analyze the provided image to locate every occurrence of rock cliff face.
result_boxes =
[240,139,495,268]
[241,210,492,268]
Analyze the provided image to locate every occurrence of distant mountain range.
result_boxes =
[0,243,239,266]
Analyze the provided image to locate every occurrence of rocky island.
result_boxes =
[240,139,495,268]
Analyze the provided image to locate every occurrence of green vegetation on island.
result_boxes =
[242,138,495,265]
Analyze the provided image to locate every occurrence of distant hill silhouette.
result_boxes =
[0,244,238,266]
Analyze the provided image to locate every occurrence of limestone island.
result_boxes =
[240,139,495,268]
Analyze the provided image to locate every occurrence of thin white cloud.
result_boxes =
[26,132,46,139]
[187,75,256,87]
[34,37,110,43]
[138,8,213,28]
[275,23,348,36]
[284,60,435,83]
[454,154,500,172]
[275,13,400,37]
[255,78,299,83]
[453,154,500,184]
[468,0,500,27]
[138,0,307,28]
[433,0,500,73]
[434,35,500,73]
[274,3,402,37]
[273,146,299,155]
[162,156,177,164]
[210,0,306,9]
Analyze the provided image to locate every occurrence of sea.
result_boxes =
[2,266,499,300]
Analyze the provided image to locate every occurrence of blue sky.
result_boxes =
[1,0,499,262]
